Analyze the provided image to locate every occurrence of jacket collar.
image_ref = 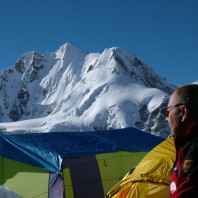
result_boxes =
[174,120,198,144]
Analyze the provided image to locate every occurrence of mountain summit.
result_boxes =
[0,43,175,137]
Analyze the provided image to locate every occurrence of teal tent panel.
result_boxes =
[0,127,164,172]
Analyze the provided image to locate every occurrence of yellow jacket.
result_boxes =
[106,137,176,198]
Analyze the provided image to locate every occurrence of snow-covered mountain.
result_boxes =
[0,43,175,138]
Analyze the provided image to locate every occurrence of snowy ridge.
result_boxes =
[0,43,175,137]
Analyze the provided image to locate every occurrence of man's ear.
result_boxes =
[181,106,188,122]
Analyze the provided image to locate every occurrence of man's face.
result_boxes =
[166,93,183,136]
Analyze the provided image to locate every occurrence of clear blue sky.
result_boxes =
[0,0,198,85]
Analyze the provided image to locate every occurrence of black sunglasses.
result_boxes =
[161,104,185,117]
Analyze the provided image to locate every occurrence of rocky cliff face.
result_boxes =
[0,43,175,137]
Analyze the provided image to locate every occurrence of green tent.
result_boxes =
[0,127,164,198]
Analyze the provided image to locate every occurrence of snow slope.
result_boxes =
[0,43,175,137]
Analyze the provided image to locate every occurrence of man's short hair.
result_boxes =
[174,84,198,119]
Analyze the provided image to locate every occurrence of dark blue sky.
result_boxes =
[0,0,198,85]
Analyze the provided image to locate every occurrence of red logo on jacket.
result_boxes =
[182,160,193,172]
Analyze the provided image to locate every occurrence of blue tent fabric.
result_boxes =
[0,127,164,173]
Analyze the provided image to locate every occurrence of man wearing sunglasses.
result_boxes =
[161,84,198,197]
